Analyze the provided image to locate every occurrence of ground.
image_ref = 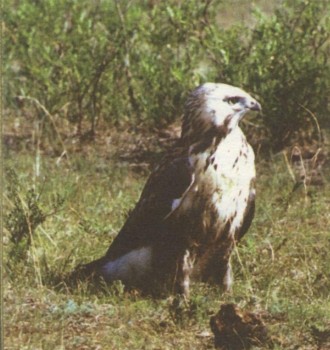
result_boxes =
[3,117,330,349]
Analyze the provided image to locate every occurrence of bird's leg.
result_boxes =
[174,249,194,297]
[200,239,235,291]
[222,260,233,292]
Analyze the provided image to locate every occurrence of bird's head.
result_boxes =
[181,83,261,144]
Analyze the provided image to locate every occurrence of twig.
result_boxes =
[17,96,70,165]
[17,190,43,287]
[282,150,296,183]
[202,0,213,24]
[311,147,322,168]
[298,103,322,147]
[232,239,253,293]
[115,0,140,118]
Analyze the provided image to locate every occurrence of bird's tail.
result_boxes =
[68,257,107,286]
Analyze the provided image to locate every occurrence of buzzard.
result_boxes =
[76,83,261,296]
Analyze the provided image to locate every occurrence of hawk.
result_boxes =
[75,83,261,297]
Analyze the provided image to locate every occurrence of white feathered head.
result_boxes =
[181,83,261,144]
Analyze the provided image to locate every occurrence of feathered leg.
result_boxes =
[174,249,195,297]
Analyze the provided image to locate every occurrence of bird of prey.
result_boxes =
[75,83,261,297]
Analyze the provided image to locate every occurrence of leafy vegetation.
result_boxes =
[218,1,330,150]
[4,0,329,150]
[3,0,330,349]
[3,151,330,349]
[5,168,64,270]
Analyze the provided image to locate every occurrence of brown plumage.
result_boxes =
[73,83,261,296]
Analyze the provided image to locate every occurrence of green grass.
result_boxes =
[3,149,330,349]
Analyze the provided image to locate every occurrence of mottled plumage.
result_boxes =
[76,83,261,296]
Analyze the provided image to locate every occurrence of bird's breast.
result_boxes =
[187,128,255,235]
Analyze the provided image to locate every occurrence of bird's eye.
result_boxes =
[225,97,241,105]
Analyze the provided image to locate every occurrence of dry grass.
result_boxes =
[4,1,329,347]
[3,137,330,349]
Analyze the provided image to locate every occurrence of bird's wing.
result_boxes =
[104,150,194,260]
[236,184,255,241]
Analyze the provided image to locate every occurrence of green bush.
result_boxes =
[5,0,214,132]
[5,0,124,134]
[4,0,329,151]
[4,167,64,268]
[208,0,329,151]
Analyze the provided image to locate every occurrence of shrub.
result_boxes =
[4,168,64,268]
[4,0,329,151]
[207,0,329,151]
[5,0,123,135]
[4,0,215,133]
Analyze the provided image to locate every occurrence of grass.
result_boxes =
[3,1,329,347]
[3,142,330,350]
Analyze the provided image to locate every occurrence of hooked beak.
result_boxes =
[249,100,261,112]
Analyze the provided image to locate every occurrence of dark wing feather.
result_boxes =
[236,185,255,241]
[104,152,193,260]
